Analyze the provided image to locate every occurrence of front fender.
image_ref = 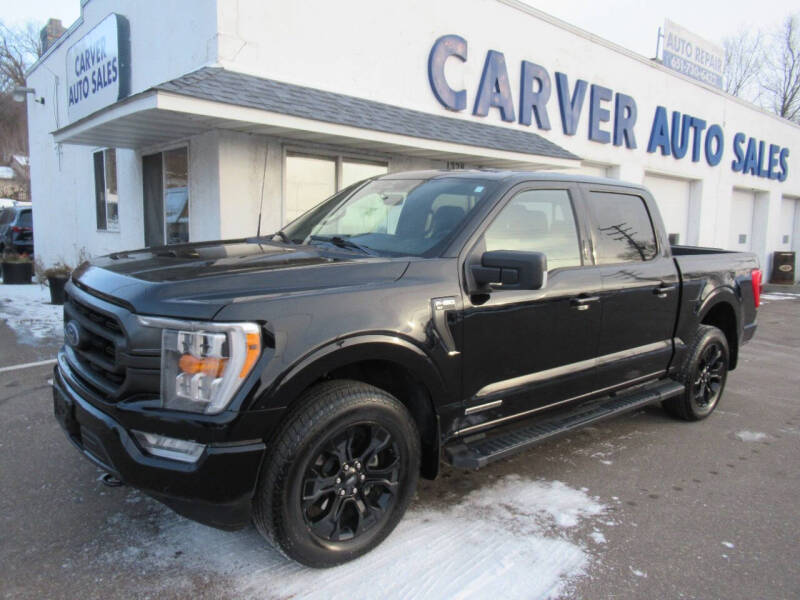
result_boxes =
[250,334,450,411]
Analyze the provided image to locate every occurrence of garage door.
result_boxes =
[730,189,755,251]
[643,173,690,245]
[779,197,799,250]
[575,163,608,177]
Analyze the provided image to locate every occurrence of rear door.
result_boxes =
[581,185,679,389]
[458,183,602,433]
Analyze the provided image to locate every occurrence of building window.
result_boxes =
[285,154,336,223]
[93,148,119,231]
[164,148,189,245]
[340,159,388,189]
[284,152,387,223]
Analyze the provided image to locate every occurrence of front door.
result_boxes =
[458,185,602,434]
[142,153,164,247]
[142,147,190,247]
[582,186,679,389]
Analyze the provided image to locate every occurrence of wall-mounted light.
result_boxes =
[12,86,45,105]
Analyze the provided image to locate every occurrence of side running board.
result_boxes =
[444,379,685,470]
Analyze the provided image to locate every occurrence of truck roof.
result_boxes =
[377,169,645,189]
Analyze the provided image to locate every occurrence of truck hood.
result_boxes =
[72,239,410,320]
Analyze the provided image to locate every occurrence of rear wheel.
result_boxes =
[663,325,729,421]
[253,380,420,567]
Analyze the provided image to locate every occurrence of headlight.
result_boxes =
[138,317,262,414]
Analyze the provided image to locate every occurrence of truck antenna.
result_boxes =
[256,141,269,238]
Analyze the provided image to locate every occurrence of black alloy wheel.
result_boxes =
[252,380,420,567]
[301,423,400,542]
[663,324,729,421]
[691,342,726,413]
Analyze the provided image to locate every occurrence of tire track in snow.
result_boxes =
[93,475,608,600]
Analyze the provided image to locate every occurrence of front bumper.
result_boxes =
[53,364,267,530]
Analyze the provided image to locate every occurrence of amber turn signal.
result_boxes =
[239,332,261,378]
[179,354,228,377]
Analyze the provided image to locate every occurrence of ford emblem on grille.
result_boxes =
[65,320,81,348]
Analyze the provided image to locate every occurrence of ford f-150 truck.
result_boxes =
[53,171,761,567]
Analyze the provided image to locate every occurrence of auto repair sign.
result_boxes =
[66,13,130,122]
[661,19,724,89]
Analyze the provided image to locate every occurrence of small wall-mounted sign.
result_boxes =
[66,13,130,122]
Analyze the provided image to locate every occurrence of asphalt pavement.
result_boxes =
[1,293,798,599]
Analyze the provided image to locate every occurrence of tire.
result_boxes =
[663,325,729,421]
[252,379,421,567]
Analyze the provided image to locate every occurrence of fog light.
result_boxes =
[132,430,205,463]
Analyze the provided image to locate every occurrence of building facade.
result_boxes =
[26,0,800,279]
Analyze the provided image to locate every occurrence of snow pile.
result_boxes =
[760,292,800,304]
[735,430,768,442]
[99,476,607,600]
[0,281,63,344]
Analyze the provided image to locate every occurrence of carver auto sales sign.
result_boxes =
[66,14,131,122]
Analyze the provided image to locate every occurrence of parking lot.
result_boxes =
[1,289,799,599]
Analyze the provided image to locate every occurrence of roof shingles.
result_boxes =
[154,67,579,161]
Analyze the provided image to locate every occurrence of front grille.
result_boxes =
[63,288,161,402]
[69,296,123,335]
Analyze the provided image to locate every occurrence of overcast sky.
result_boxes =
[523,0,796,56]
[2,0,798,58]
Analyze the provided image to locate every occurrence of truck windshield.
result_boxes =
[281,177,497,257]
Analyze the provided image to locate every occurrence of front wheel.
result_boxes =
[663,325,729,421]
[252,380,420,567]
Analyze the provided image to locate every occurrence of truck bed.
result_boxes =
[670,244,760,369]
[671,244,737,256]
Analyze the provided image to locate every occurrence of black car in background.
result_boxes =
[0,205,34,255]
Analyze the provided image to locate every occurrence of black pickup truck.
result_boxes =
[53,171,761,566]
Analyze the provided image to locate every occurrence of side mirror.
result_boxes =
[470,250,547,291]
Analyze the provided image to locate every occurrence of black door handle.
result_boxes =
[653,284,676,298]
[570,295,600,311]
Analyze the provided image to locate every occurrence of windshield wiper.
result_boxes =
[309,235,375,255]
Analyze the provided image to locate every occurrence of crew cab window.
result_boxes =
[484,189,582,270]
[587,192,657,263]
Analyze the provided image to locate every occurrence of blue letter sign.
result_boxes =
[473,50,516,122]
[428,35,468,112]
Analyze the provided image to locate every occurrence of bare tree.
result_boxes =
[0,21,43,92]
[0,21,43,160]
[723,29,763,101]
[761,14,800,123]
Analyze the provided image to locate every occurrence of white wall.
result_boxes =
[26,0,800,273]
[215,0,800,270]
[27,0,218,266]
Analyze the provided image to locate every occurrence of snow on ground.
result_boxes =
[0,281,63,344]
[735,430,768,442]
[589,530,607,545]
[760,292,800,305]
[90,475,607,600]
